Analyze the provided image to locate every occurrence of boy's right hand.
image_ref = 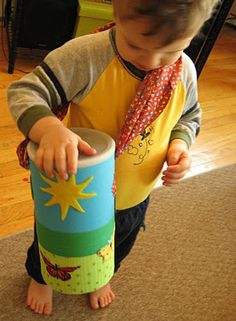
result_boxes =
[28,117,96,180]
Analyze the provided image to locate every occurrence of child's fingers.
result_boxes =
[162,164,189,186]
[162,178,181,186]
[42,149,55,178]
[55,148,67,180]
[77,138,96,156]
[162,169,187,180]
[34,147,44,170]
[164,165,180,173]
[166,157,191,173]
[33,132,96,180]
[66,143,79,175]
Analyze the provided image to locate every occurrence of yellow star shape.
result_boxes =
[40,172,96,221]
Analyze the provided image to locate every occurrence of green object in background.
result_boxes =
[73,0,113,37]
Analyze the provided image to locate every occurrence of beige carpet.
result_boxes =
[0,164,235,321]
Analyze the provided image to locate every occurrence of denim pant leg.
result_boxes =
[114,197,150,272]
[25,224,46,284]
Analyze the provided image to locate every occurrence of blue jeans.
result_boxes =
[25,196,150,283]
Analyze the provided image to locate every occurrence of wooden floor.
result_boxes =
[0,24,236,237]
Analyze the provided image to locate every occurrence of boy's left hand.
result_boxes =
[161,139,192,187]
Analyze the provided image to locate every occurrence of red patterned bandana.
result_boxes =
[115,56,182,157]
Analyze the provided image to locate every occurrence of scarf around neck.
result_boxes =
[115,55,182,157]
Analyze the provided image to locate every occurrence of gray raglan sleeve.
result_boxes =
[170,53,201,148]
[7,31,114,137]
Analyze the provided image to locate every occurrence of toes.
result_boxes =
[26,296,32,307]
[44,303,52,315]
[35,302,44,314]
[90,297,99,310]
[107,295,111,305]
[99,296,106,308]
[109,291,115,301]
[30,298,36,311]
[26,297,52,315]
[89,284,115,309]
[90,296,108,309]
[106,294,112,305]
[33,302,52,315]
[99,294,112,308]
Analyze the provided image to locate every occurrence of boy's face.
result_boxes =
[115,16,195,71]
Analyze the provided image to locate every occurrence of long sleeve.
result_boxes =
[7,30,114,137]
[170,53,201,148]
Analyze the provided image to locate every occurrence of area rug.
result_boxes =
[0,164,235,321]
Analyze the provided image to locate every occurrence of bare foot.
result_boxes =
[89,283,115,309]
[26,278,53,315]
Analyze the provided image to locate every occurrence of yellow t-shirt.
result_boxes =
[68,57,185,209]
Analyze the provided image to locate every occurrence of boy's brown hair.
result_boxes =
[113,0,220,44]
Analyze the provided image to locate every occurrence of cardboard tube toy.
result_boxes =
[27,128,115,294]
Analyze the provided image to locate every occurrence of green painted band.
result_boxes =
[36,217,114,257]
